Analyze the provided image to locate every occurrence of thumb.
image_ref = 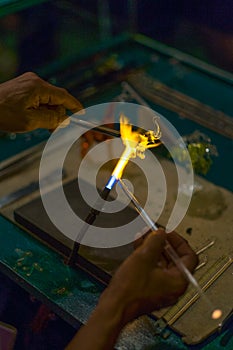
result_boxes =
[138,228,166,264]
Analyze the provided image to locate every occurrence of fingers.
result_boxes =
[166,232,198,272]
[136,229,198,273]
[133,226,150,250]
[27,106,70,130]
[137,228,166,264]
[19,72,83,113]
[41,85,84,113]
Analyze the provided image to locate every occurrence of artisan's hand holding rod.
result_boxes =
[0,72,198,350]
[66,228,197,350]
[0,72,83,132]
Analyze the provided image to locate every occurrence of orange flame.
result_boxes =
[111,114,161,180]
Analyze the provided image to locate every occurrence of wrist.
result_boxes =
[65,288,130,350]
[99,285,139,327]
[97,287,128,327]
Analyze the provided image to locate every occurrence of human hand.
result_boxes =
[103,228,198,324]
[0,72,83,132]
[66,229,198,350]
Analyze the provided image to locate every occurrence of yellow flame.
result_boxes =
[111,114,161,180]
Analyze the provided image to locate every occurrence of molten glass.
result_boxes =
[110,114,161,183]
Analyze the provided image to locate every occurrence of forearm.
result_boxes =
[65,288,128,350]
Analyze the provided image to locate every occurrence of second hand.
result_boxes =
[118,178,222,321]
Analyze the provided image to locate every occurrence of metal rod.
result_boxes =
[70,117,120,138]
[196,240,215,255]
[66,186,111,265]
[118,179,205,288]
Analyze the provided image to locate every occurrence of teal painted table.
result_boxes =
[0,35,232,349]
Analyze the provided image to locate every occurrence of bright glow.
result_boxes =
[110,114,161,181]
[211,309,222,320]
[111,146,136,180]
[106,175,117,190]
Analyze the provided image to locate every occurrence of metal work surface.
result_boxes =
[0,35,233,349]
